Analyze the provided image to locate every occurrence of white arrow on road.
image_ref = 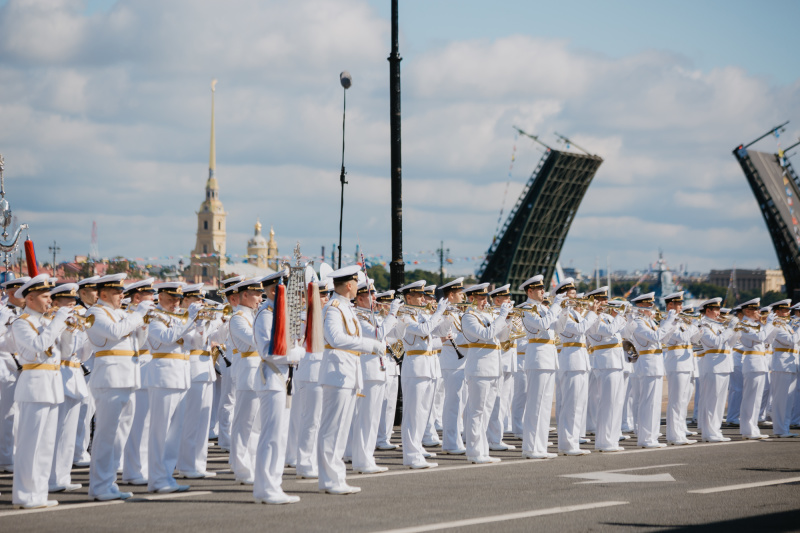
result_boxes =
[561,463,685,484]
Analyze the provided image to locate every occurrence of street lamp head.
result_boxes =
[340,71,352,89]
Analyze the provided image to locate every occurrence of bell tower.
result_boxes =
[188,79,227,283]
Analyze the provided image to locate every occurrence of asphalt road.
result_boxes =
[1,423,799,533]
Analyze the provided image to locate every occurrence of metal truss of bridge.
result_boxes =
[733,124,800,298]
[477,140,603,299]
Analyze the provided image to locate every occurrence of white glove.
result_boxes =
[499,302,512,319]
[0,306,14,325]
[434,298,448,317]
[666,309,677,319]
[766,312,775,325]
[188,302,203,321]
[727,316,740,328]
[371,339,386,356]
[553,294,567,306]
[390,299,402,317]
[54,306,72,323]
[135,300,155,315]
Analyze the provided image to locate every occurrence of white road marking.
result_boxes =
[367,501,629,533]
[0,490,213,518]
[688,476,800,494]
[562,463,684,484]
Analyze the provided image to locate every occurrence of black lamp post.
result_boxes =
[337,71,352,269]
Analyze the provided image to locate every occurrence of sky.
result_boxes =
[0,0,798,277]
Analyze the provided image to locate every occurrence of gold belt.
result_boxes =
[22,363,60,371]
[774,348,799,354]
[665,344,692,351]
[561,342,587,348]
[136,350,150,356]
[324,344,360,356]
[406,350,434,356]
[528,338,555,345]
[96,350,136,357]
[189,350,211,357]
[704,349,730,356]
[152,353,190,361]
[461,343,500,350]
[589,342,622,353]
[639,349,663,355]
[61,360,81,369]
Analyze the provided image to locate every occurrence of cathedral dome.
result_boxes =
[248,220,268,249]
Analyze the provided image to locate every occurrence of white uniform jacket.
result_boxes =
[86,300,146,389]
[436,312,466,371]
[319,294,379,390]
[737,319,773,374]
[663,322,700,373]
[587,312,627,370]
[356,307,398,382]
[12,308,67,404]
[397,309,443,379]
[186,320,215,384]
[58,328,91,400]
[697,317,735,374]
[521,300,562,371]
[765,321,799,373]
[384,329,401,377]
[460,308,508,378]
[629,313,676,377]
[556,309,598,373]
[230,305,260,391]
[146,308,195,390]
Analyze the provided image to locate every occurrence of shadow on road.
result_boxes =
[602,508,800,532]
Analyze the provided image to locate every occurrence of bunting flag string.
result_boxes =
[774,129,800,244]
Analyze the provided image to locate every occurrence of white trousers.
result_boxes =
[294,380,323,477]
[557,371,588,452]
[147,388,187,492]
[351,380,386,470]
[585,369,599,435]
[317,385,357,490]
[89,387,133,498]
[12,402,58,507]
[210,376,220,438]
[253,389,291,500]
[178,381,213,474]
[760,373,771,421]
[0,379,17,466]
[487,371,513,444]
[285,389,300,466]
[693,376,702,429]
[621,373,635,432]
[770,372,797,435]
[122,388,150,481]
[636,376,663,446]
[114,391,136,472]
[511,370,527,436]
[377,375,399,448]
[726,366,743,424]
[217,370,236,449]
[522,369,555,455]
[666,372,692,443]
[440,368,466,451]
[595,369,624,450]
[465,376,499,458]
[231,389,260,481]
[741,372,767,436]
[50,395,82,487]
[793,373,800,425]
[74,394,93,464]
[401,376,434,466]
[700,373,729,441]
[432,374,445,430]
[423,377,441,442]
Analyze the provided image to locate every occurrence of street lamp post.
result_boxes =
[337,71,352,269]
[388,0,404,290]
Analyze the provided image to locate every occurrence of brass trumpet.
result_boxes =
[196,304,233,321]
[43,307,95,331]
[143,308,189,325]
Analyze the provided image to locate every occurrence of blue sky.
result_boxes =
[0,0,798,277]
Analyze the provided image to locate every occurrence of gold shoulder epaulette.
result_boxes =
[18,313,30,320]
[331,300,340,308]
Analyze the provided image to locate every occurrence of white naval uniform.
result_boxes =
[50,327,91,489]
[252,300,302,501]
[629,312,676,446]
[177,319,217,476]
[521,299,561,456]
[121,323,151,483]
[487,339,516,446]
[727,342,744,426]
[398,308,444,467]
[214,320,235,451]
[10,309,67,507]
[293,344,324,477]
[85,301,146,499]
[663,322,700,444]
[586,311,627,450]
[423,340,443,446]
[146,309,195,492]
[461,307,508,460]
[765,321,800,436]
[377,330,401,449]
[696,317,736,441]
[351,308,397,471]
[436,313,467,452]
[511,342,527,438]
[738,319,773,437]
[229,305,261,482]
[0,304,22,470]
[317,294,381,491]
[556,308,598,453]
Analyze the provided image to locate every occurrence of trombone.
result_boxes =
[143,308,189,325]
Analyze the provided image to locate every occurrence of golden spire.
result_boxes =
[255,218,262,235]
[209,79,217,179]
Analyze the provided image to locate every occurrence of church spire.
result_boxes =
[209,79,217,179]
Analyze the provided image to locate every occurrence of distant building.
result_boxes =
[708,269,785,295]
